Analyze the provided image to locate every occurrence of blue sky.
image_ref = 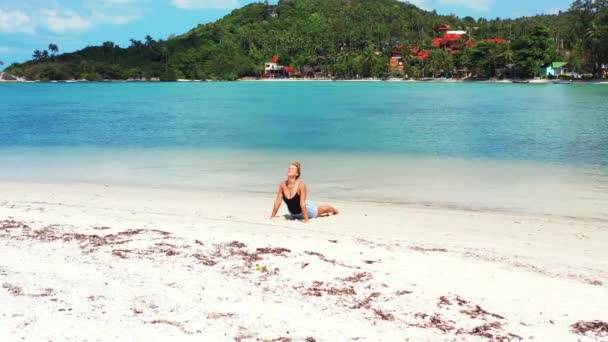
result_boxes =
[1,0,573,68]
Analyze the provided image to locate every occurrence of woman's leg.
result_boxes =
[316,204,339,217]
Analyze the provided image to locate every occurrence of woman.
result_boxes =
[269,161,339,222]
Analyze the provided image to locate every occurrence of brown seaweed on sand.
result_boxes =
[303,281,356,297]
[456,322,523,341]
[0,219,30,231]
[256,247,291,256]
[148,319,193,334]
[409,246,448,253]
[112,250,130,259]
[2,283,55,297]
[351,292,381,309]
[395,290,412,296]
[362,259,381,264]
[570,320,608,337]
[227,240,246,248]
[461,305,505,320]
[2,283,23,296]
[342,272,373,283]
[437,295,451,307]
[304,251,360,269]
[467,322,503,338]
[207,312,235,319]
[410,314,455,333]
[373,308,395,321]
[192,253,217,266]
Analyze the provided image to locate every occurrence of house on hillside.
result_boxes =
[431,24,508,54]
[389,55,405,74]
[388,46,406,74]
[432,31,467,53]
[545,62,570,78]
[602,64,608,78]
[261,56,301,79]
[262,55,290,79]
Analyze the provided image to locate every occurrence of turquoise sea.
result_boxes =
[1,82,607,219]
[1,82,608,164]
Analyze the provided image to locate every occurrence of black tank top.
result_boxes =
[283,184,302,214]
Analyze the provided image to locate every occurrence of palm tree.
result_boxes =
[32,50,43,61]
[129,39,143,49]
[498,43,514,64]
[497,43,515,78]
[145,35,156,47]
[361,43,380,77]
[102,41,116,63]
[48,44,59,55]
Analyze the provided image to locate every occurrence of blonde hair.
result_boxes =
[291,161,302,180]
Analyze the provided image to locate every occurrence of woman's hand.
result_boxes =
[299,182,309,222]
[270,182,283,219]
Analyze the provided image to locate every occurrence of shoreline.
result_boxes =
[1,148,606,222]
[1,180,607,341]
[3,77,608,84]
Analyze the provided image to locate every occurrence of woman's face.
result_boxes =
[287,164,299,178]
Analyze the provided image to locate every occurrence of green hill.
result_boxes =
[6,0,608,80]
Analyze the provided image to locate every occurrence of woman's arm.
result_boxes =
[299,182,309,222]
[270,182,283,218]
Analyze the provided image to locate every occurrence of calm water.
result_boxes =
[1,82,607,219]
[1,82,607,166]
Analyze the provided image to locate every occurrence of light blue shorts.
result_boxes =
[290,201,318,219]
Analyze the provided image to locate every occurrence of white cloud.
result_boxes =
[171,0,240,9]
[88,12,141,25]
[0,0,144,36]
[437,0,494,11]
[86,1,144,25]
[44,10,94,34]
[0,9,36,34]
[0,45,27,54]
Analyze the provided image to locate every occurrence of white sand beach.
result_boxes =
[1,178,607,341]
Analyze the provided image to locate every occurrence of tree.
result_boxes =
[513,25,555,77]
[426,49,454,77]
[570,0,608,75]
[361,43,381,77]
[497,42,515,64]
[32,50,43,61]
[145,35,156,47]
[102,41,116,62]
[48,44,59,55]
[467,42,502,77]
[129,39,143,49]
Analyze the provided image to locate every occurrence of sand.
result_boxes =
[1,180,607,341]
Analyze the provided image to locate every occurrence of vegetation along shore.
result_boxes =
[2,0,608,82]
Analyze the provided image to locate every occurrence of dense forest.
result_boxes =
[5,0,608,80]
